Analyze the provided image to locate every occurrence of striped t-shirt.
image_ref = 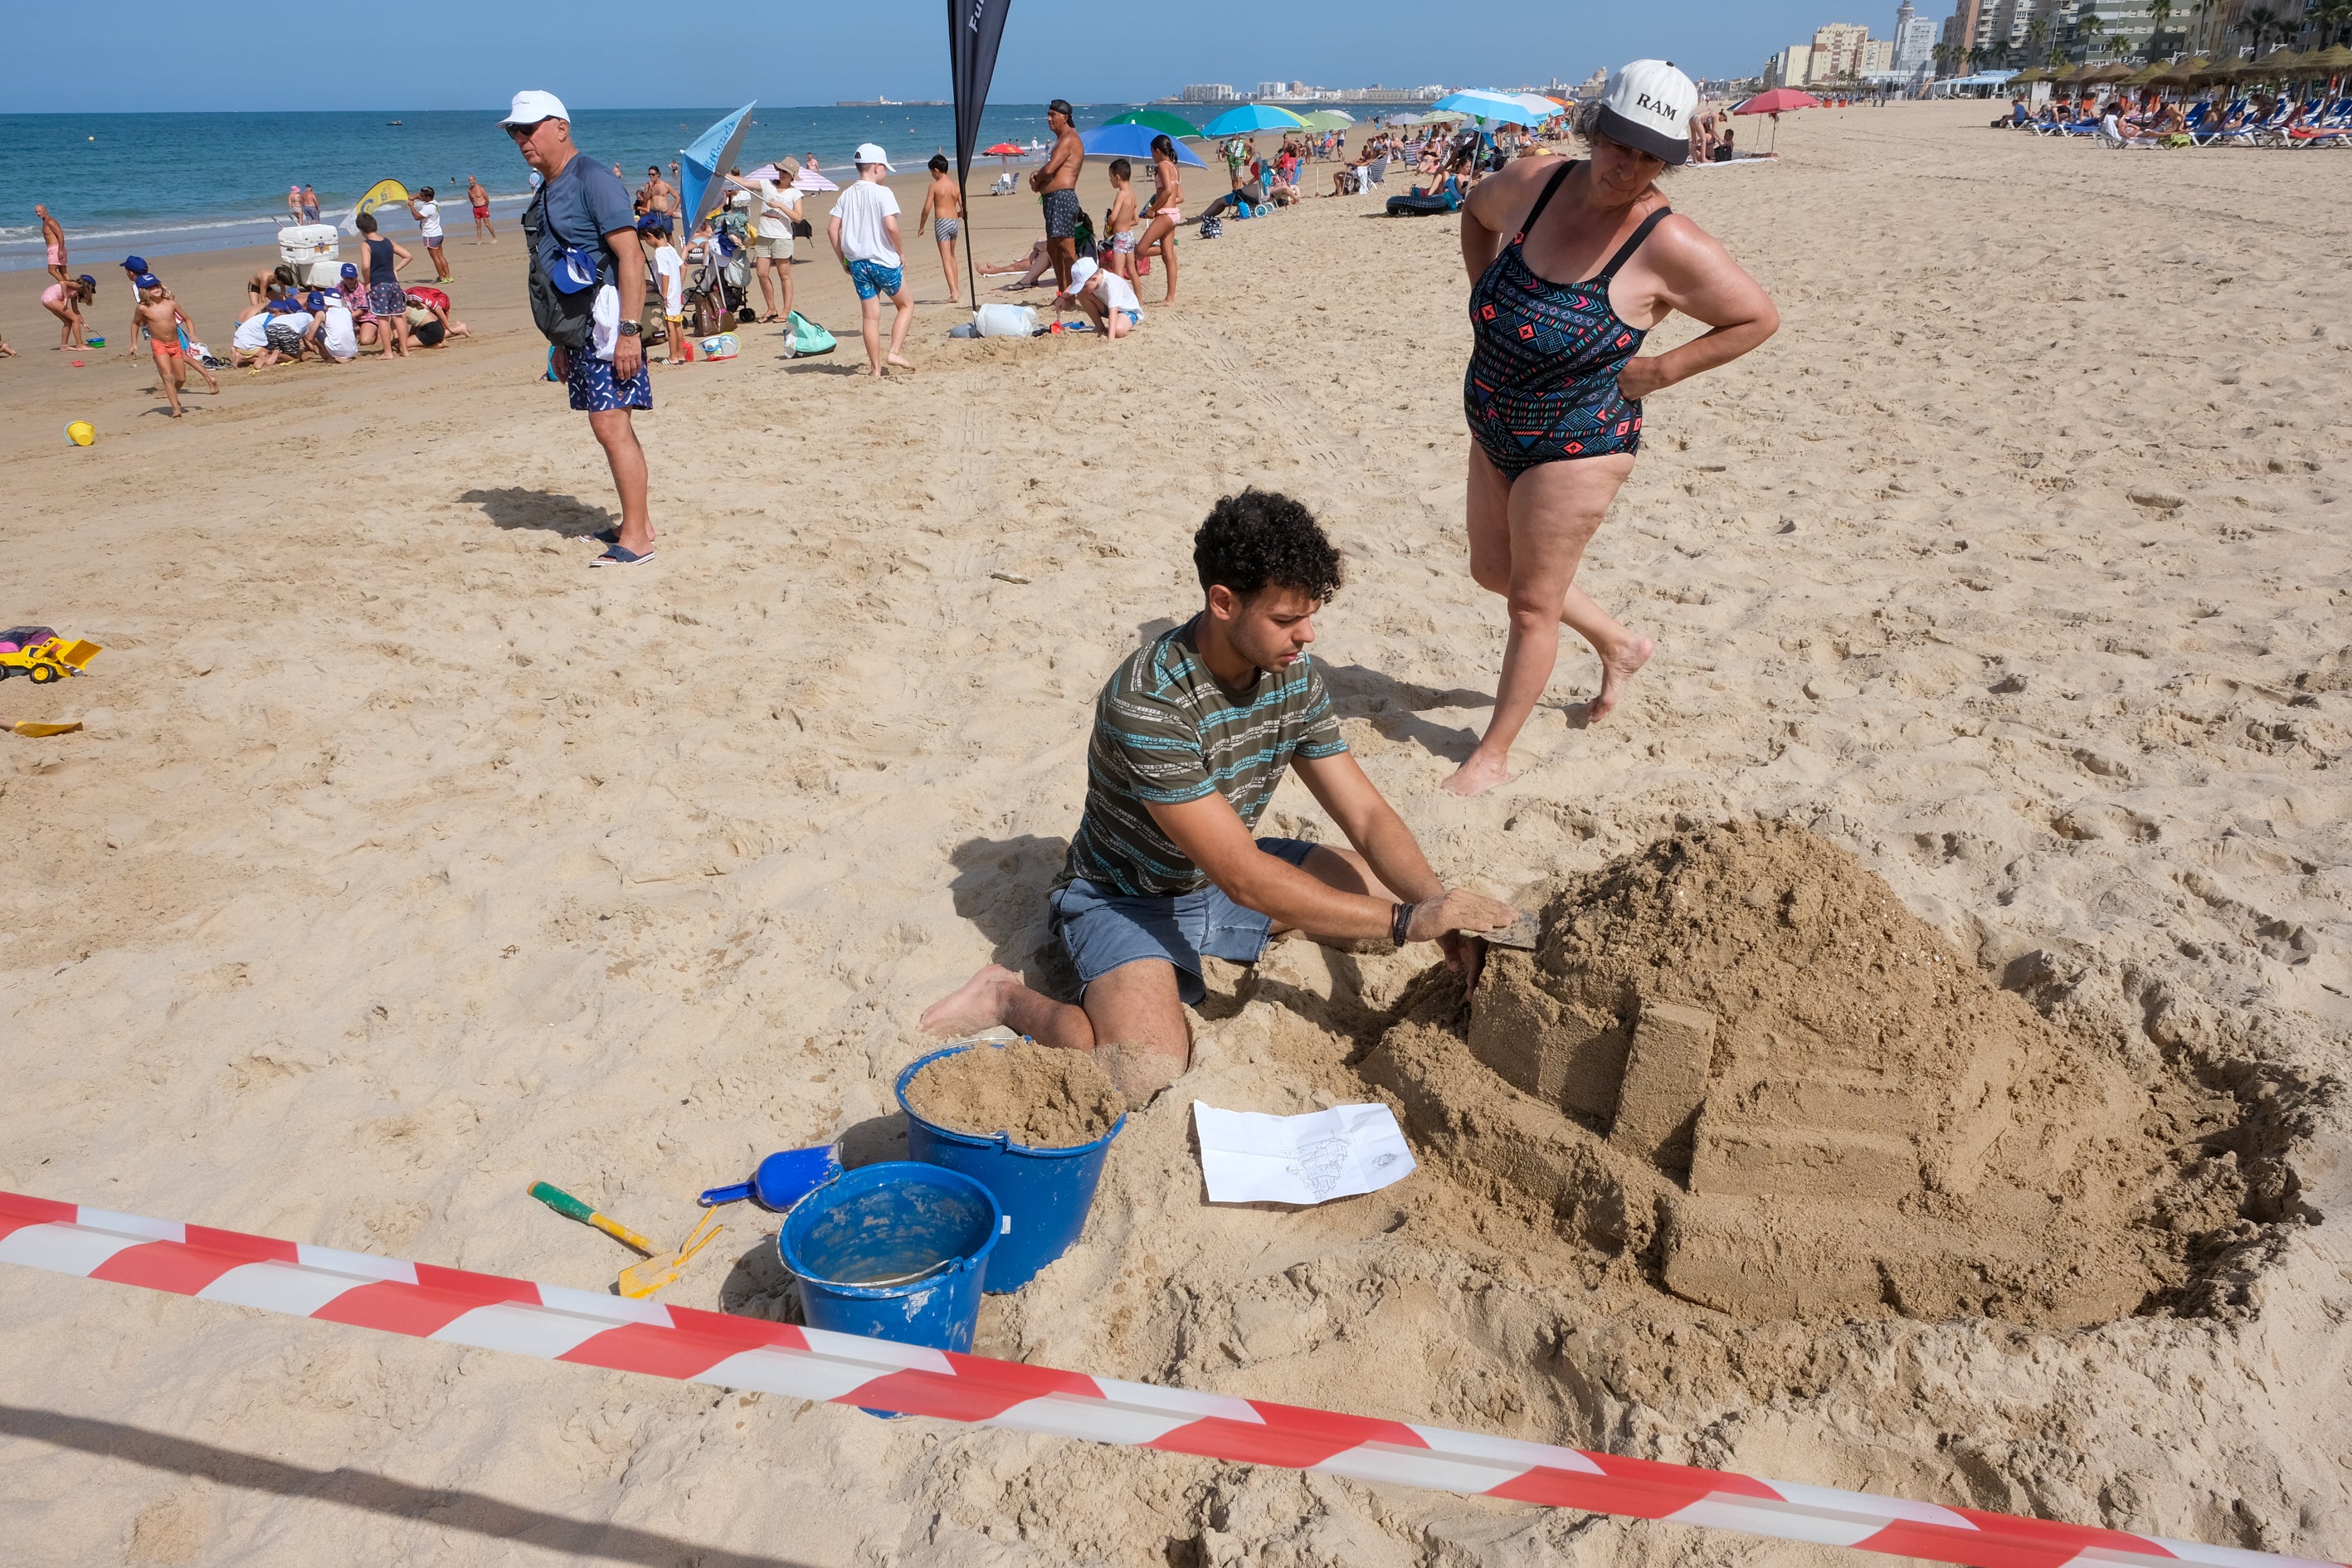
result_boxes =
[1060,617,1349,898]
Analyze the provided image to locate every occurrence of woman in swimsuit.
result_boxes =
[916,154,965,304]
[1443,61,1777,798]
[1137,134,1183,306]
[41,274,97,349]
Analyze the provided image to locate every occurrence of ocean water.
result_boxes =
[0,104,1167,272]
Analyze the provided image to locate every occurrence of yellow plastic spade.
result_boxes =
[618,1209,724,1299]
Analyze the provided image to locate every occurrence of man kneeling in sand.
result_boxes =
[923,489,1517,1098]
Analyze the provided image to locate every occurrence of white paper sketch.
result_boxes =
[1193,1101,1417,1206]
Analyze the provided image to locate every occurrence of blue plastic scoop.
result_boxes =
[699,1145,842,1213]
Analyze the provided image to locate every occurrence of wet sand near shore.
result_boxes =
[1,104,2347,1566]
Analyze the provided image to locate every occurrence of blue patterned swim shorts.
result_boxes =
[848,259,903,300]
[566,349,653,414]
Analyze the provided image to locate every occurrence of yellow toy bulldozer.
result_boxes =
[0,627,101,685]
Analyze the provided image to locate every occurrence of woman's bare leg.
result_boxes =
[1140,215,1177,304]
[1443,446,1648,797]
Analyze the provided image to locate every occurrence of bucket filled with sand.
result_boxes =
[898,1038,1127,1292]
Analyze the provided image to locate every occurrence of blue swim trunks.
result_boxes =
[566,349,652,414]
[848,259,903,300]
[1049,838,1319,1006]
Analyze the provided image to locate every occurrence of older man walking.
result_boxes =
[1028,99,1084,295]
[504,90,655,567]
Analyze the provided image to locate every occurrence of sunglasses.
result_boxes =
[505,119,551,142]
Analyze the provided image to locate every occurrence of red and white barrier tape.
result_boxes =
[0,1191,2336,1568]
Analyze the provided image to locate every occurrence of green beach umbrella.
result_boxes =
[1103,109,1200,139]
[1300,110,1356,129]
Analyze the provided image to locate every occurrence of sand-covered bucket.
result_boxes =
[896,1040,1127,1292]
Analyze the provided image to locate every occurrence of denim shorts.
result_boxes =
[848,259,903,299]
[1049,837,1318,1006]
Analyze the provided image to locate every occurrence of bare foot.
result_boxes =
[1584,635,1656,724]
[919,963,1017,1037]
[1440,751,1512,798]
[886,353,913,372]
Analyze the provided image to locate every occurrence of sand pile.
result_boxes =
[1367,818,2257,1323]
[907,1039,1126,1148]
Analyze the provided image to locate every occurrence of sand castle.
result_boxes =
[1369,818,2247,1324]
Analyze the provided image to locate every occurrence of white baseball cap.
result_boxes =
[853,142,894,170]
[1595,61,1695,164]
[1066,256,1099,291]
[500,90,570,126]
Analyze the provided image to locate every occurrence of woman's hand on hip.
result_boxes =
[1615,355,1669,402]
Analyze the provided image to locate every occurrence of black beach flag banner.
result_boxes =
[948,0,1011,192]
[948,0,1010,303]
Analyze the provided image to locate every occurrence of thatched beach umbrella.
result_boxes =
[2152,55,2207,86]
[2249,46,2304,80]
[2122,61,2169,87]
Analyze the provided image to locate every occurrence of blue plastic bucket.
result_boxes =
[777,1161,999,1360]
[895,1044,1126,1293]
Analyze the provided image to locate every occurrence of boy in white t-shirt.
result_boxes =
[1057,256,1144,341]
[637,214,688,364]
[825,142,912,378]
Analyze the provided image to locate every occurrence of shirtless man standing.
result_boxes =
[638,164,678,217]
[37,205,67,284]
[467,174,497,241]
[1028,98,1084,295]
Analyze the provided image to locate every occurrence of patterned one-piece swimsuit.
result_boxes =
[1463,161,1673,479]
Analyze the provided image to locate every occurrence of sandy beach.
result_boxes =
[2,101,2348,1566]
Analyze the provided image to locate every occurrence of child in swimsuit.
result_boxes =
[1139,137,1183,298]
[1103,158,1140,281]
[917,153,965,304]
[134,279,219,416]
[41,275,96,350]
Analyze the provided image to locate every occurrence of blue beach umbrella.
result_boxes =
[679,101,757,230]
[1079,123,1207,166]
[1201,104,1311,135]
[1431,90,1543,127]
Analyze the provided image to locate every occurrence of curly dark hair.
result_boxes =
[1193,489,1343,602]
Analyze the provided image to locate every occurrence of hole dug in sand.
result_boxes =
[1364,818,2272,1326]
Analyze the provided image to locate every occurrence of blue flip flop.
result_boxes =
[590,545,654,567]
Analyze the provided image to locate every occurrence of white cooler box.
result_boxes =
[277,224,342,286]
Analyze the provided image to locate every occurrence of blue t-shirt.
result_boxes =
[538,153,640,282]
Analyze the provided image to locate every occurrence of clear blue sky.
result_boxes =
[12,0,1905,112]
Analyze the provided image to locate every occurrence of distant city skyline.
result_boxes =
[16,0,1863,114]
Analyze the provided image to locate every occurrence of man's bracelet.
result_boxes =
[1390,899,1415,947]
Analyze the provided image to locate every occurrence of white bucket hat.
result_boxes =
[853,142,895,170]
[1595,61,1695,164]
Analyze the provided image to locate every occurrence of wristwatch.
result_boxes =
[1390,900,1415,948]
[617,320,641,337]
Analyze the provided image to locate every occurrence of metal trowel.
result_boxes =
[1468,910,1541,952]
